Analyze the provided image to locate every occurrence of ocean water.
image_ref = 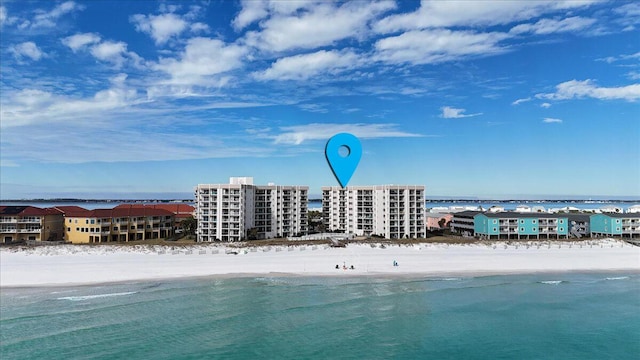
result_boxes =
[1,273,639,359]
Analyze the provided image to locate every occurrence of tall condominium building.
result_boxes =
[322,185,425,239]
[195,177,308,242]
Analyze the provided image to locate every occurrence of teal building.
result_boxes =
[474,212,569,240]
[590,213,640,238]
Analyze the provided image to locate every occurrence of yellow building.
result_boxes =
[1,206,65,243]
[58,206,175,244]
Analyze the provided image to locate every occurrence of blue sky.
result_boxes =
[1,0,639,199]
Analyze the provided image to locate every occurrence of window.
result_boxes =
[90,219,95,224]
[520,227,525,232]
[493,219,497,224]
[85,219,89,224]
[616,219,620,223]
[67,227,71,232]
[533,228,537,231]
[493,228,497,232]
[559,227,564,231]
[532,220,537,224]
[616,227,620,231]
[520,220,524,224]
[76,227,79,231]
[559,219,564,224]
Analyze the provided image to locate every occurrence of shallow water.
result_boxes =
[1,273,639,359]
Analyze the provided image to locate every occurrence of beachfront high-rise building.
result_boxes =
[321,185,425,239]
[195,177,308,242]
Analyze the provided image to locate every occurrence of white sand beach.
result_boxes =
[1,239,639,287]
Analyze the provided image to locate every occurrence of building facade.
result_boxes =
[59,206,175,243]
[321,185,425,239]
[450,211,481,235]
[0,206,65,243]
[590,213,640,238]
[474,212,569,239]
[195,177,308,242]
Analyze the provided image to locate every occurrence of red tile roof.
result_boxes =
[114,204,194,215]
[63,206,175,218]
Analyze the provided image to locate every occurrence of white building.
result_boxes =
[195,177,308,242]
[321,185,425,239]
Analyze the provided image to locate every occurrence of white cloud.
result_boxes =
[61,33,101,52]
[24,1,83,29]
[597,51,640,63]
[244,1,396,52]
[154,37,248,86]
[440,106,482,119]
[0,6,17,26]
[543,117,563,123]
[233,0,269,30]
[374,29,509,65]
[614,2,640,30]
[271,123,422,145]
[512,97,531,105]
[374,0,600,33]
[254,49,361,81]
[190,22,209,33]
[131,13,188,45]
[510,16,596,35]
[10,42,44,61]
[90,41,129,67]
[541,102,552,108]
[0,74,143,129]
[627,71,640,80]
[537,79,640,101]
[298,103,328,113]
[615,2,640,17]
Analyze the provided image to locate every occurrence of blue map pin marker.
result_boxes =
[325,133,362,188]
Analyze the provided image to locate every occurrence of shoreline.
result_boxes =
[2,269,639,290]
[2,239,639,288]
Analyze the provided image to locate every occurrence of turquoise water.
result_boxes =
[1,273,639,359]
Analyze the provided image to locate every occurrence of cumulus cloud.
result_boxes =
[541,102,552,108]
[154,37,248,85]
[510,16,596,35]
[233,0,269,30]
[61,33,101,52]
[244,1,396,52]
[18,1,83,29]
[10,42,45,61]
[440,106,482,119]
[543,117,563,123]
[536,79,640,101]
[254,49,361,81]
[271,123,422,145]
[374,29,509,65]
[90,41,129,66]
[131,13,188,45]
